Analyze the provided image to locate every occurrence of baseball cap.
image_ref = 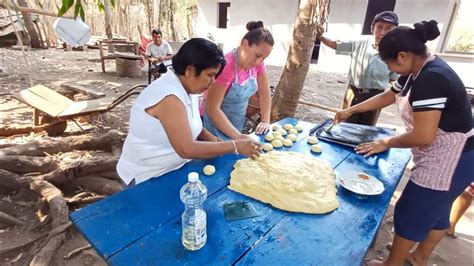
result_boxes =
[372,11,399,27]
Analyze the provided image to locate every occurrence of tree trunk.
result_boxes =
[103,0,113,40]
[0,130,125,157]
[154,0,161,31]
[27,176,69,266]
[72,176,122,195]
[0,169,25,191]
[122,4,129,39]
[0,155,57,174]
[169,0,177,41]
[271,0,330,121]
[115,0,121,35]
[145,0,153,36]
[157,0,163,30]
[103,0,114,51]
[159,0,169,37]
[0,129,127,264]
[17,0,42,48]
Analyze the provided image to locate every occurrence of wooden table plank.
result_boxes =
[236,148,411,265]
[61,82,106,99]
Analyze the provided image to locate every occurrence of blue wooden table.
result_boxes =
[70,118,411,265]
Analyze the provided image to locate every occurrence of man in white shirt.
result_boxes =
[145,29,174,79]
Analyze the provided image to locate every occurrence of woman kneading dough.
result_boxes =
[202,21,274,139]
[117,38,261,186]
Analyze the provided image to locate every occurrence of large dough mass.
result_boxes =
[229,151,338,214]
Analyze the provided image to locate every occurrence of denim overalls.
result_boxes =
[203,49,258,140]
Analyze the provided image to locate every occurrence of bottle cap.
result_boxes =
[188,172,199,182]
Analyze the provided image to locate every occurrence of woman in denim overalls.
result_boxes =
[203,21,274,140]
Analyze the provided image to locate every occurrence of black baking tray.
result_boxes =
[309,119,396,147]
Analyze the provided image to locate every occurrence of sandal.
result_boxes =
[445,232,457,239]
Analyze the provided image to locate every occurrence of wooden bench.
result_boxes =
[99,40,139,73]
[61,82,106,99]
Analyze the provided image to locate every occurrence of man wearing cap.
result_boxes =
[318,11,399,126]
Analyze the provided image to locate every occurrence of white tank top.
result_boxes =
[117,71,203,185]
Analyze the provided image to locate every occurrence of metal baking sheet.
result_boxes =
[312,119,395,147]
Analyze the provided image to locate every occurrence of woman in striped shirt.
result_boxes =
[335,20,473,265]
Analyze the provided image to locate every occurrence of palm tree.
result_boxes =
[271,0,330,121]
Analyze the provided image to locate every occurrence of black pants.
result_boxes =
[342,85,383,126]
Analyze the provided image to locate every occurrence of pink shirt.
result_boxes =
[199,50,266,115]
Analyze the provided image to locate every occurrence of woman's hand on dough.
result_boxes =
[235,139,261,158]
[354,139,389,157]
[238,133,256,141]
[255,121,271,135]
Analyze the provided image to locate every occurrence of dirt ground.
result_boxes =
[0,47,472,265]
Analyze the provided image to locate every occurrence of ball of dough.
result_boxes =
[311,144,322,153]
[307,136,319,144]
[272,124,281,131]
[275,135,285,141]
[262,143,273,152]
[264,134,274,142]
[283,138,293,147]
[271,139,283,148]
[295,125,304,132]
[288,128,298,135]
[287,133,297,142]
[283,124,294,131]
[203,165,216,175]
[272,131,282,138]
[278,128,288,136]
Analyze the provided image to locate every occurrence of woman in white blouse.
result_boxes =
[117,38,261,186]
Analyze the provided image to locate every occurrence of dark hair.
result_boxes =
[242,20,274,46]
[379,20,440,61]
[172,38,226,77]
[151,28,162,36]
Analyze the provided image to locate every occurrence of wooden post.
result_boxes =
[34,109,40,126]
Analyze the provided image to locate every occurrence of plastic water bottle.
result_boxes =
[180,172,208,250]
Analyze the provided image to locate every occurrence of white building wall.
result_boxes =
[316,0,368,73]
[317,0,455,73]
[195,0,298,66]
[394,0,454,53]
[195,0,473,87]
